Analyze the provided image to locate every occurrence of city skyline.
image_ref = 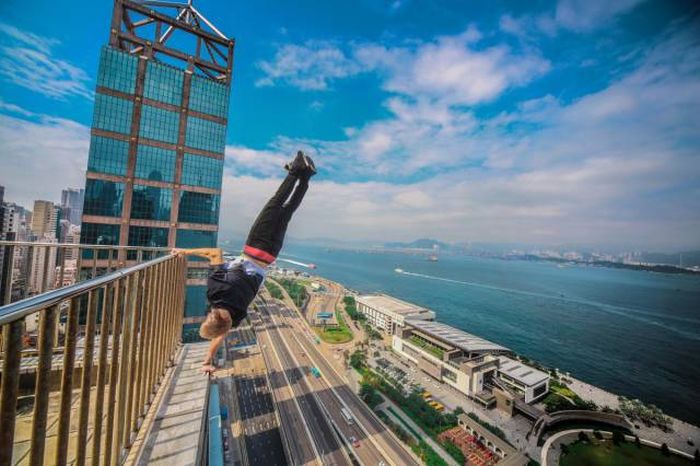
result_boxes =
[1,0,699,251]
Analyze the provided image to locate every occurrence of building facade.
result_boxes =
[61,188,85,225]
[31,200,59,240]
[356,294,435,334]
[79,0,235,324]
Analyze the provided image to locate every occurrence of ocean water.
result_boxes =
[281,243,700,425]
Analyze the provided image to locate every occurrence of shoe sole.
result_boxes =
[304,155,317,173]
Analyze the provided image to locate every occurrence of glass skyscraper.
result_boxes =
[80,0,234,326]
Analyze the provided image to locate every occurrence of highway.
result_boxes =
[254,301,352,466]
[251,307,322,466]
[258,288,420,466]
[234,374,287,465]
[262,301,388,466]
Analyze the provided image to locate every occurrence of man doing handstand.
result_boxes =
[173,151,316,372]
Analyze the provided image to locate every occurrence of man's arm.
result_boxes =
[172,247,224,265]
[202,334,225,373]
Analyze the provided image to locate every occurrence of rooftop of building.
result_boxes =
[497,356,549,387]
[404,319,509,354]
[356,294,434,316]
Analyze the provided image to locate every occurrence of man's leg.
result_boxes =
[244,174,296,256]
[245,156,314,262]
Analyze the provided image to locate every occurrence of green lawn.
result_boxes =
[560,440,693,466]
[315,308,353,343]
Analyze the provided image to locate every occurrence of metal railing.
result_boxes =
[0,240,171,306]
[0,251,187,466]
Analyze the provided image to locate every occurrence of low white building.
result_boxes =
[392,320,509,398]
[496,356,549,403]
[356,294,435,334]
[391,320,549,405]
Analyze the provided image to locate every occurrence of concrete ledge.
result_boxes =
[133,342,210,466]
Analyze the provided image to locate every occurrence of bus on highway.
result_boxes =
[341,407,354,424]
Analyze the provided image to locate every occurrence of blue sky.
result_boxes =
[0,0,698,250]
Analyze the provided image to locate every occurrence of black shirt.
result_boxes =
[206,263,264,327]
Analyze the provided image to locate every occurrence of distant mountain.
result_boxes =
[384,238,451,250]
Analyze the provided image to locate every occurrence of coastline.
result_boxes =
[310,272,700,456]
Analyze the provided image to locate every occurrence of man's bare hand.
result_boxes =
[201,364,216,374]
[171,248,186,257]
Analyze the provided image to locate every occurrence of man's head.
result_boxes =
[199,307,232,339]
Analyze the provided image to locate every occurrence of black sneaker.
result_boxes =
[285,151,306,175]
[303,155,317,177]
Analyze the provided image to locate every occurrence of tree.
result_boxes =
[560,443,569,455]
[578,431,589,442]
[454,406,465,416]
[661,443,670,456]
[635,436,641,448]
[349,350,367,370]
[593,430,603,440]
[693,449,699,465]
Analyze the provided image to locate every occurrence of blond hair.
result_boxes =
[199,308,232,339]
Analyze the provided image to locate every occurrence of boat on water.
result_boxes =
[394,268,404,274]
[428,254,438,262]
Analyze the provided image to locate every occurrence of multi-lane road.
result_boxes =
[254,290,420,466]
[253,299,351,465]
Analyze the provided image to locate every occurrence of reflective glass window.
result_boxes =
[83,179,124,217]
[185,116,226,153]
[176,229,217,248]
[139,105,179,144]
[178,191,220,225]
[97,46,138,94]
[144,61,183,105]
[127,226,168,248]
[135,145,176,182]
[130,185,172,221]
[184,285,208,318]
[181,153,223,189]
[93,94,133,135]
[189,74,229,118]
[87,136,129,176]
[79,223,120,259]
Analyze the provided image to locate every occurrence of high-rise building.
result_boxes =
[30,200,59,240]
[61,187,85,225]
[79,0,235,325]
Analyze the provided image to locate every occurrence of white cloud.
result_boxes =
[554,0,646,32]
[0,109,90,208]
[500,0,646,39]
[0,23,92,100]
[256,40,362,90]
[257,26,549,106]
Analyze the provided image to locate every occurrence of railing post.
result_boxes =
[41,245,51,293]
[125,270,145,441]
[91,282,114,466]
[1,244,14,305]
[0,320,23,466]
[114,273,137,462]
[137,266,154,418]
[29,305,58,466]
[55,297,81,466]
[76,288,100,466]
[104,278,125,466]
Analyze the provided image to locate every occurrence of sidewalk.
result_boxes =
[377,394,460,466]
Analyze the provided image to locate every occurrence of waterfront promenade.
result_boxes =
[306,273,700,459]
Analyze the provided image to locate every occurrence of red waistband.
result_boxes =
[243,245,276,264]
